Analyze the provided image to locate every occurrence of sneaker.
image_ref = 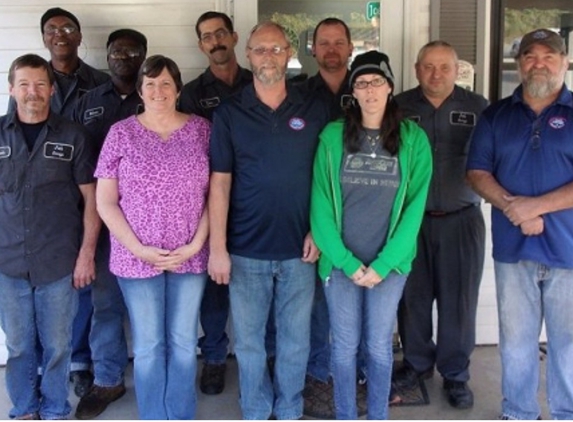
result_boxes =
[443,379,474,409]
[70,370,94,398]
[200,363,226,395]
[392,363,434,390]
[14,412,39,420]
[75,384,126,420]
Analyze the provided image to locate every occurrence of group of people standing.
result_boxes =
[0,5,572,421]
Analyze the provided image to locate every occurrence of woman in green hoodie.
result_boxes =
[310,50,432,420]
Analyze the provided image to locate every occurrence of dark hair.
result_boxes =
[40,7,81,34]
[107,28,148,53]
[343,97,402,156]
[195,11,234,39]
[136,55,183,93]
[312,17,351,45]
[8,53,55,86]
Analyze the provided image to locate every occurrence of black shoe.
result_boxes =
[70,370,94,398]
[200,363,226,395]
[392,363,434,390]
[75,384,126,419]
[443,379,474,409]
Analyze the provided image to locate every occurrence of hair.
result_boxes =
[343,96,402,156]
[247,21,290,47]
[195,11,234,38]
[136,55,183,93]
[416,40,459,65]
[312,17,351,45]
[8,53,55,86]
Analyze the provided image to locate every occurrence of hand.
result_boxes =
[208,250,232,285]
[73,252,96,289]
[301,233,320,263]
[154,244,198,272]
[520,216,544,236]
[351,265,368,282]
[355,267,383,289]
[133,244,171,266]
[503,195,541,226]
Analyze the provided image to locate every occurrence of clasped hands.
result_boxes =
[503,195,544,236]
[351,265,382,289]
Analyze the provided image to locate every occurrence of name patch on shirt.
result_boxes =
[0,146,11,159]
[199,97,221,109]
[44,142,74,161]
[450,111,476,126]
[83,106,104,120]
[289,117,306,131]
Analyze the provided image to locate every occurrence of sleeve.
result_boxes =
[466,110,495,173]
[370,123,433,279]
[310,125,363,278]
[94,122,124,179]
[72,124,97,186]
[209,106,233,173]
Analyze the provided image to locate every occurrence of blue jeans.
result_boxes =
[199,279,229,364]
[325,270,407,420]
[0,272,78,420]
[229,255,315,420]
[71,285,93,371]
[495,261,573,420]
[307,276,331,382]
[90,242,128,387]
[118,271,206,420]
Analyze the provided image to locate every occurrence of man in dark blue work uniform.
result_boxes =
[71,29,147,419]
[179,11,252,396]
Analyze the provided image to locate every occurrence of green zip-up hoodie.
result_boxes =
[310,118,432,282]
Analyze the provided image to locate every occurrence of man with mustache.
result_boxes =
[179,11,252,396]
[0,54,99,420]
[467,28,573,420]
[208,21,330,419]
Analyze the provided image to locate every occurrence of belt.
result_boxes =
[425,204,479,217]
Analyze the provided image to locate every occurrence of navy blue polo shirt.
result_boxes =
[468,85,573,268]
[73,80,143,153]
[179,66,253,121]
[301,71,352,120]
[210,82,330,260]
[0,112,95,285]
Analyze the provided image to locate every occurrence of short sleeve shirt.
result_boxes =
[210,82,331,260]
[95,115,211,278]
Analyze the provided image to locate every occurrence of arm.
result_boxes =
[208,172,232,284]
[466,169,511,211]
[73,182,101,289]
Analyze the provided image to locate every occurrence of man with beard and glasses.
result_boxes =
[208,21,330,419]
[178,11,252,397]
[467,28,573,420]
[0,54,98,420]
[71,28,147,420]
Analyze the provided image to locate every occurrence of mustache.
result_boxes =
[25,95,44,102]
[209,45,227,54]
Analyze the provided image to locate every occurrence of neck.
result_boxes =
[253,79,287,110]
[523,87,561,116]
[362,109,385,130]
[210,57,240,86]
[140,109,178,126]
[423,87,453,109]
[319,68,348,94]
[51,56,80,75]
[111,75,137,96]
[17,109,49,124]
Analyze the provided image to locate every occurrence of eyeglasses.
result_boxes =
[247,46,289,56]
[108,48,143,59]
[353,78,387,89]
[200,29,230,43]
[44,25,77,36]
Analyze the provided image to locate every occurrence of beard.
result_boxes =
[252,60,286,86]
[318,53,346,72]
[520,67,563,99]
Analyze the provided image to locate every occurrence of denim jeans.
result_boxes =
[90,242,128,387]
[118,271,207,420]
[0,272,78,420]
[307,276,331,382]
[199,279,230,364]
[70,285,93,371]
[325,270,407,420]
[229,255,315,420]
[495,261,573,420]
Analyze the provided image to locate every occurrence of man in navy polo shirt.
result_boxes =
[467,28,573,420]
[208,21,330,420]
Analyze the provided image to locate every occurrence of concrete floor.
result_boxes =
[0,345,549,420]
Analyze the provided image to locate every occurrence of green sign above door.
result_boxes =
[366,1,380,20]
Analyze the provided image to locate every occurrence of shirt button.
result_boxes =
[24,207,29,211]
[24,184,30,188]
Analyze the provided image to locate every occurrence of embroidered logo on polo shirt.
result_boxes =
[289,117,306,131]
[549,117,566,129]
[44,142,74,161]
[84,106,104,121]
[0,146,11,159]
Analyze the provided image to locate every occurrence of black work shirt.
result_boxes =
[395,85,488,212]
[0,112,95,285]
[73,80,143,154]
[179,66,253,121]
[210,82,330,260]
[302,71,352,121]
[7,60,110,120]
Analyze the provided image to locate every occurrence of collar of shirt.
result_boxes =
[511,84,573,108]
[241,81,305,110]
[202,65,253,89]
[308,71,351,96]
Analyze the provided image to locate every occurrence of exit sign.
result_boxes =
[366,1,380,20]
